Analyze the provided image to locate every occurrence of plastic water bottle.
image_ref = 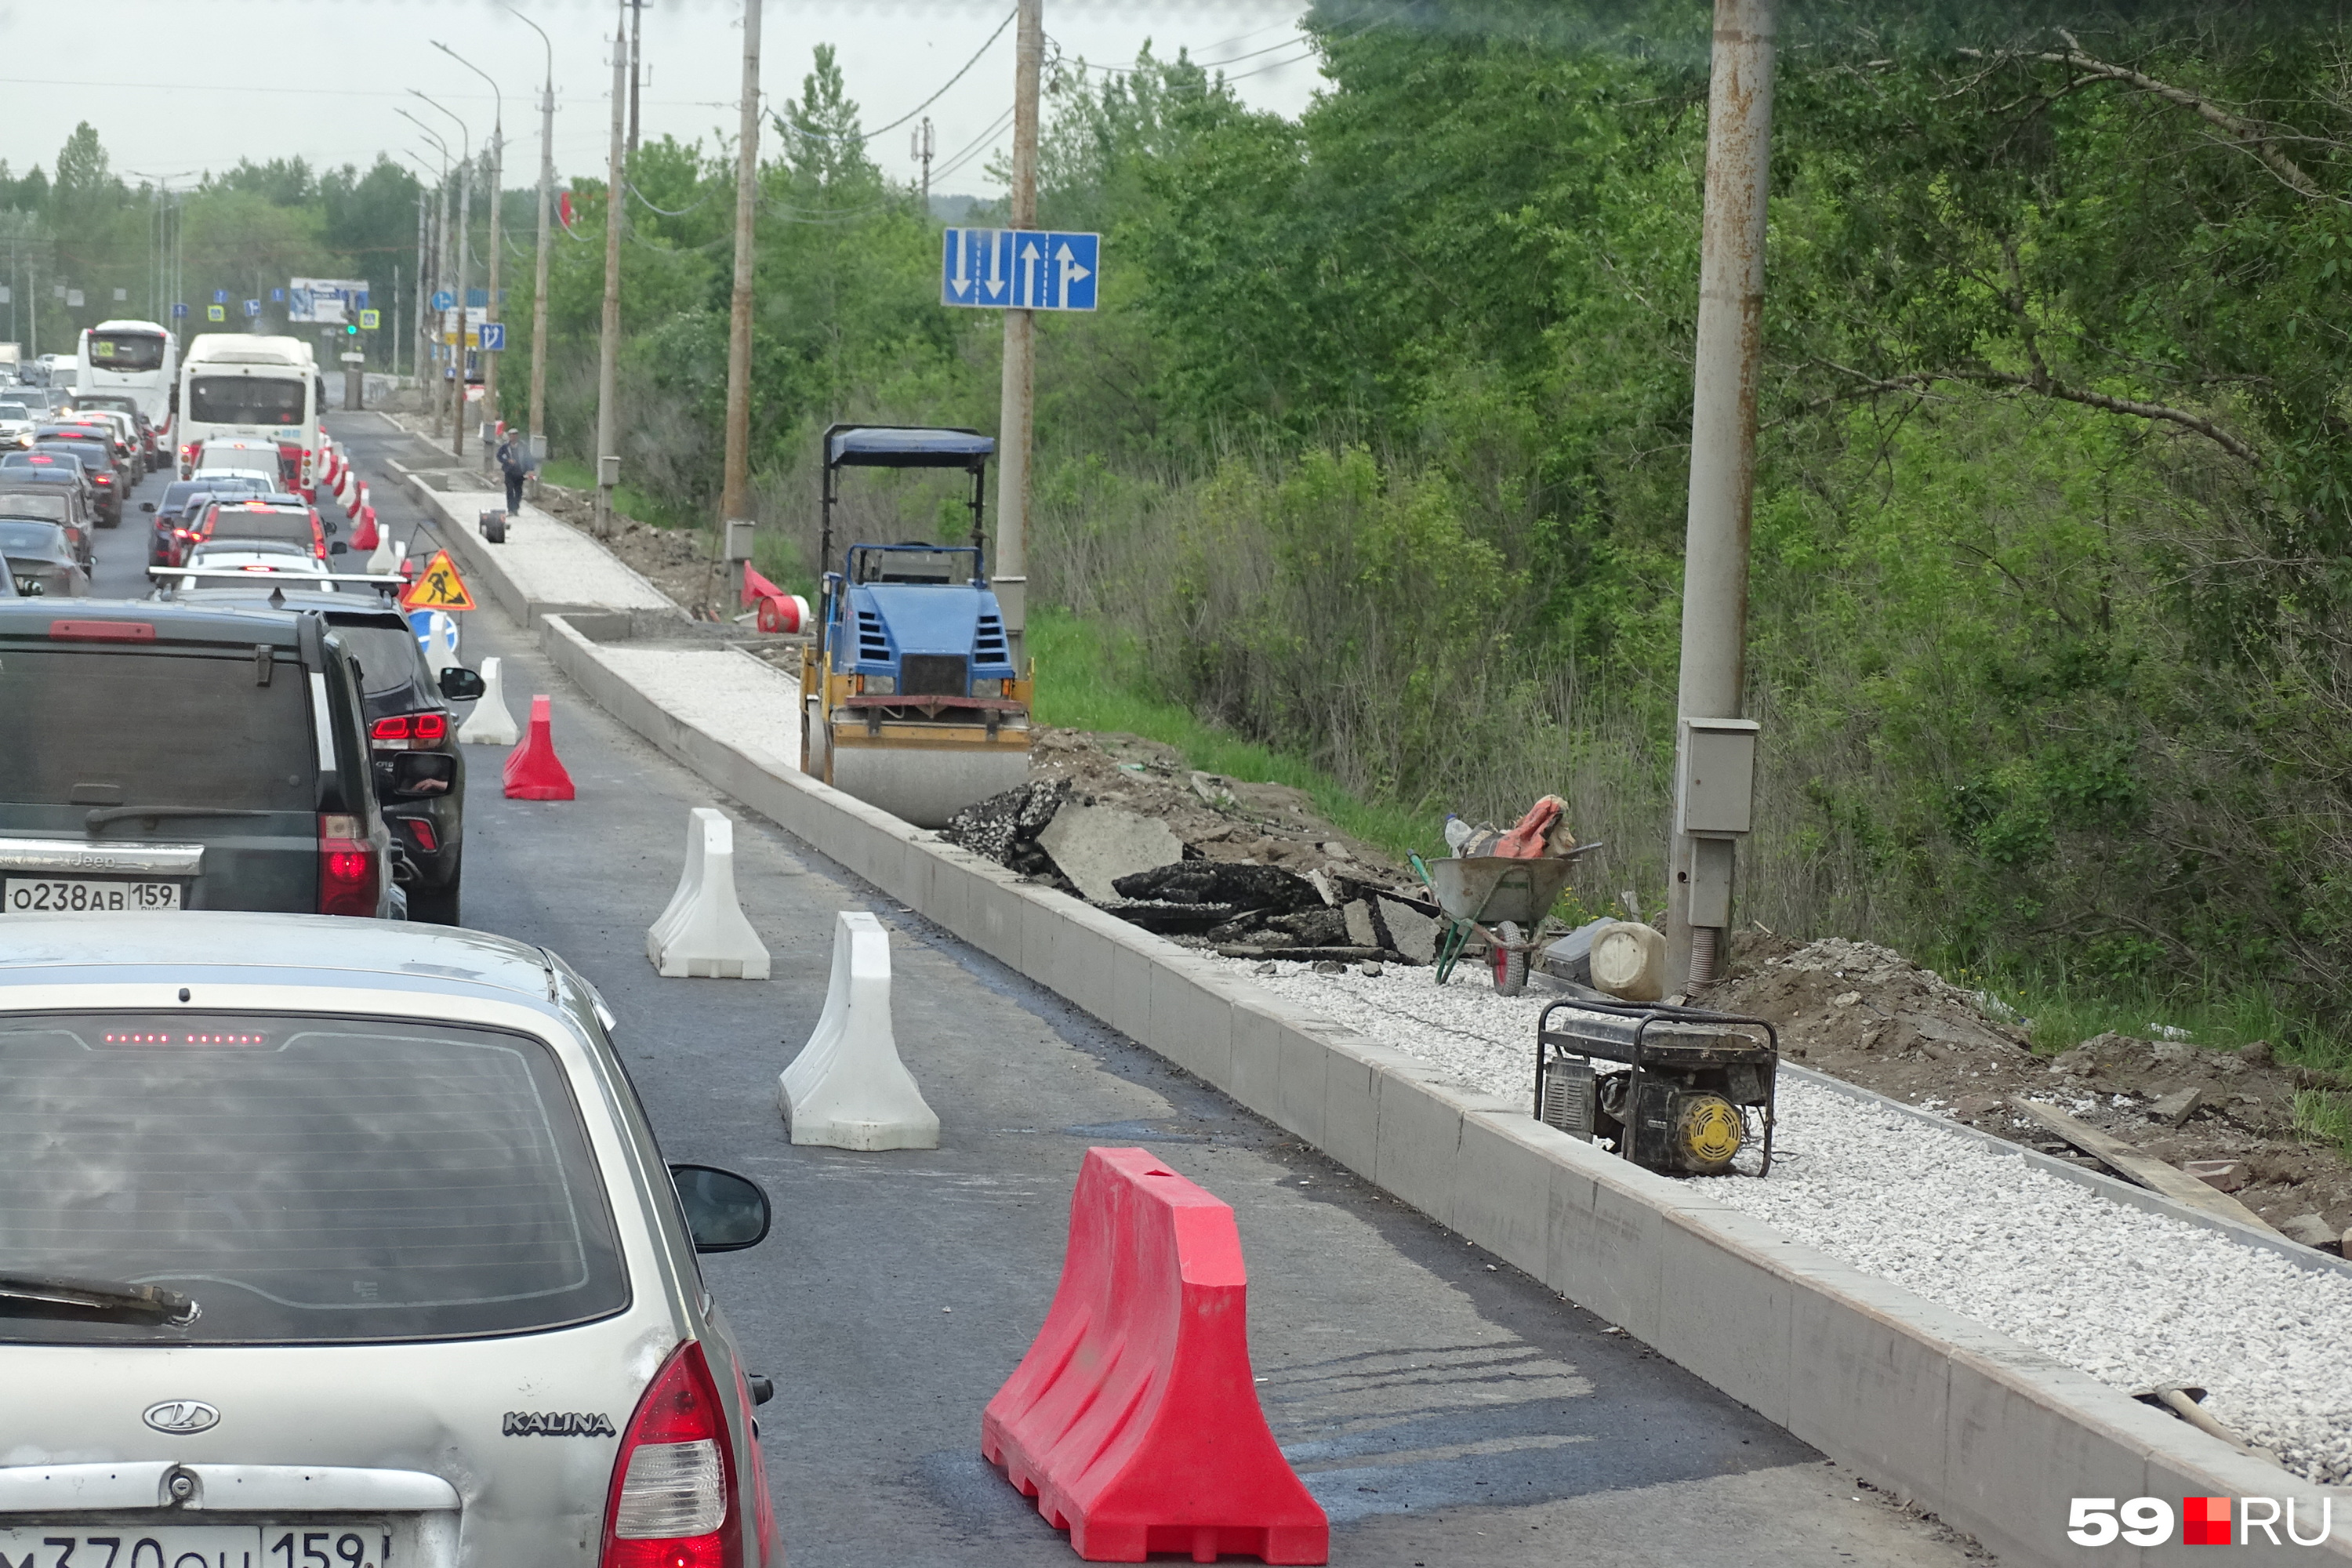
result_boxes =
[1443,814,1474,855]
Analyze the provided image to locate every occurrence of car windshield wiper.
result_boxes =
[86,805,270,833]
[0,1272,198,1326]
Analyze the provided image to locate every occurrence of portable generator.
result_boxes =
[1534,999,1778,1175]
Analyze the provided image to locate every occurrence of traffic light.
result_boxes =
[345,322,359,336]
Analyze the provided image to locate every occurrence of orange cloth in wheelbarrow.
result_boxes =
[1494,794,1575,859]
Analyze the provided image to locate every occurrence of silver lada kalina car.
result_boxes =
[0,913,779,1568]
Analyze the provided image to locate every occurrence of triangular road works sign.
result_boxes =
[400,549,477,612]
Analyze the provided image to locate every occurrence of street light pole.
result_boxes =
[434,41,505,456]
[398,114,454,439]
[408,90,470,456]
[506,5,557,470]
[720,0,761,531]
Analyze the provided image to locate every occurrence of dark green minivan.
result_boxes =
[0,600,448,917]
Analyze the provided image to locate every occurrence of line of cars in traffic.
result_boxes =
[0,409,782,1568]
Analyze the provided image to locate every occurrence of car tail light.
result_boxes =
[601,1340,739,1568]
[371,716,412,742]
[318,812,380,917]
[413,713,448,741]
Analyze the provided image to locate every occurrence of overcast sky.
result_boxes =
[0,2,1323,196]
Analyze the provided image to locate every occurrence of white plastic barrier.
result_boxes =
[646,807,771,980]
[779,911,938,1151]
[366,525,399,575]
[456,653,521,745]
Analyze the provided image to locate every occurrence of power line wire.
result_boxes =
[790,9,1016,146]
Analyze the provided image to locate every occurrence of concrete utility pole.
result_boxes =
[413,194,427,394]
[434,40,504,453]
[595,11,627,539]
[1664,0,1777,989]
[508,5,556,467]
[434,165,452,439]
[719,0,761,531]
[993,0,1043,666]
[626,0,645,158]
[912,117,934,209]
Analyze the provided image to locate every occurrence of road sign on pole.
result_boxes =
[477,321,506,352]
[430,290,455,312]
[171,303,188,319]
[941,227,1098,312]
[358,309,381,331]
[243,299,260,318]
[400,549,477,612]
[206,305,226,322]
[212,289,228,305]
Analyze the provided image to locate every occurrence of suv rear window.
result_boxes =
[204,507,312,545]
[0,1012,628,1345]
[0,647,311,809]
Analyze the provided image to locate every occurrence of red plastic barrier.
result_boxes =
[983,1149,1328,1564]
[503,695,576,800]
[740,560,786,609]
[350,506,379,552]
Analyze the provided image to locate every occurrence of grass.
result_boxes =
[1027,607,1445,869]
[2293,1089,2352,1161]
[540,458,697,533]
[1953,961,2352,1073]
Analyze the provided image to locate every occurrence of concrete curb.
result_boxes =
[530,611,2348,1566]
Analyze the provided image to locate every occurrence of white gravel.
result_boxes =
[1232,959,2352,1483]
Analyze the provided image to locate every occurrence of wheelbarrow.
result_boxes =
[1410,851,1592,995]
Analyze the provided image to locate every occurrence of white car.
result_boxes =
[0,399,34,450]
[0,913,780,1567]
[170,541,333,593]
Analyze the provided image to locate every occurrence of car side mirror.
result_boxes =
[388,751,456,797]
[670,1164,771,1253]
[329,541,349,556]
[438,666,485,701]
[140,501,154,513]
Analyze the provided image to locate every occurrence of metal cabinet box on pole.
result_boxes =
[1675,717,1759,837]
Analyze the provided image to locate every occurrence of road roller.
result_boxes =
[800,423,1033,826]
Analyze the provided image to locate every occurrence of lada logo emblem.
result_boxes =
[143,1400,220,1435]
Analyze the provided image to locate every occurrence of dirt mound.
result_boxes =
[1704,937,2352,1244]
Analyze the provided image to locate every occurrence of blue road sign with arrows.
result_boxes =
[941,227,1098,312]
[212,289,228,305]
[243,299,261,318]
[170,303,188,318]
[430,290,455,312]
[477,321,506,352]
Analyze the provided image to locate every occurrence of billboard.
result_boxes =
[288,278,370,325]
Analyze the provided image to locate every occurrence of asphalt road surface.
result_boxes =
[77,422,1990,1567]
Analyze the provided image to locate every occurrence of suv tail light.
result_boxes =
[318,812,380,916]
[370,716,411,742]
[601,1340,739,1568]
[370,713,448,744]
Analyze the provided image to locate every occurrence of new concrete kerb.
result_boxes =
[391,461,2347,1565]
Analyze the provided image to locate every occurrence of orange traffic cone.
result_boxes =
[503,695,576,800]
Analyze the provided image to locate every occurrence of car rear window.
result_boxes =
[0,1012,629,1345]
[0,521,64,554]
[204,507,311,545]
[0,647,312,809]
[334,623,428,695]
[0,493,69,524]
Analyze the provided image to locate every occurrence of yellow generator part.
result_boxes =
[1676,1093,1745,1173]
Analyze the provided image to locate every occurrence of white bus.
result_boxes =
[177,333,321,496]
[75,320,178,437]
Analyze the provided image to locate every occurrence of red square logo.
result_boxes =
[2184,1496,2232,1546]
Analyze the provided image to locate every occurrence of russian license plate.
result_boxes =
[0,1526,391,1568]
[2,877,183,914]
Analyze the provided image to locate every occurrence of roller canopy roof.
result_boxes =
[825,424,995,471]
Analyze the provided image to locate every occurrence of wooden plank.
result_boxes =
[2009,1098,2281,1236]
